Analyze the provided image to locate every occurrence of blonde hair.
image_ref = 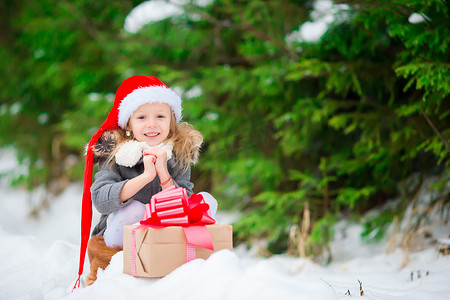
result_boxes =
[103,113,203,171]
[167,113,203,171]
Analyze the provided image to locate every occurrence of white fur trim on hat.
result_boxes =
[115,140,173,167]
[118,86,182,128]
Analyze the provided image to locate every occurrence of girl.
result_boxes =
[74,75,215,288]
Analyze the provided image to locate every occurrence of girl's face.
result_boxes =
[127,102,172,146]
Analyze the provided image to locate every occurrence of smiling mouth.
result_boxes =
[144,133,160,138]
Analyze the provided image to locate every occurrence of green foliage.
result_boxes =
[361,209,397,242]
[1,0,448,261]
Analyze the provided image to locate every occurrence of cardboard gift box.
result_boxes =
[123,224,233,277]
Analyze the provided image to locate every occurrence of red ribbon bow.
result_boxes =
[140,186,216,227]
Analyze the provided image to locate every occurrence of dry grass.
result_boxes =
[288,202,310,258]
[385,179,449,268]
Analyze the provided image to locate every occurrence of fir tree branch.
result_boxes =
[235,6,298,60]
[338,0,412,17]
[420,108,450,148]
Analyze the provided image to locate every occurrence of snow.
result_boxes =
[408,13,430,24]
[286,0,350,44]
[184,85,203,99]
[0,149,449,300]
[124,0,214,33]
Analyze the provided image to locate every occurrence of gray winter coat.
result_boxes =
[90,133,194,237]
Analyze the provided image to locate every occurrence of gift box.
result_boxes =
[122,186,232,277]
[123,224,233,277]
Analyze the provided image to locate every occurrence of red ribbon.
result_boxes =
[140,186,216,227]
[131,187,216,276]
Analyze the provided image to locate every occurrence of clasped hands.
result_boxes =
[142,148,170,183]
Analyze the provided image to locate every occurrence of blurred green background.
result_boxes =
[0,0,448,262]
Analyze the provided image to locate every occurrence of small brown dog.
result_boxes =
[85,236,122,286]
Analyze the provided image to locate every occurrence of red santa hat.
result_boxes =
[74,75,182,289]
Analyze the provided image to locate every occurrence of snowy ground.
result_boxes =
[0,150,449,300]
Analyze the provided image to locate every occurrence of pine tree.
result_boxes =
[1,0,448,259]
